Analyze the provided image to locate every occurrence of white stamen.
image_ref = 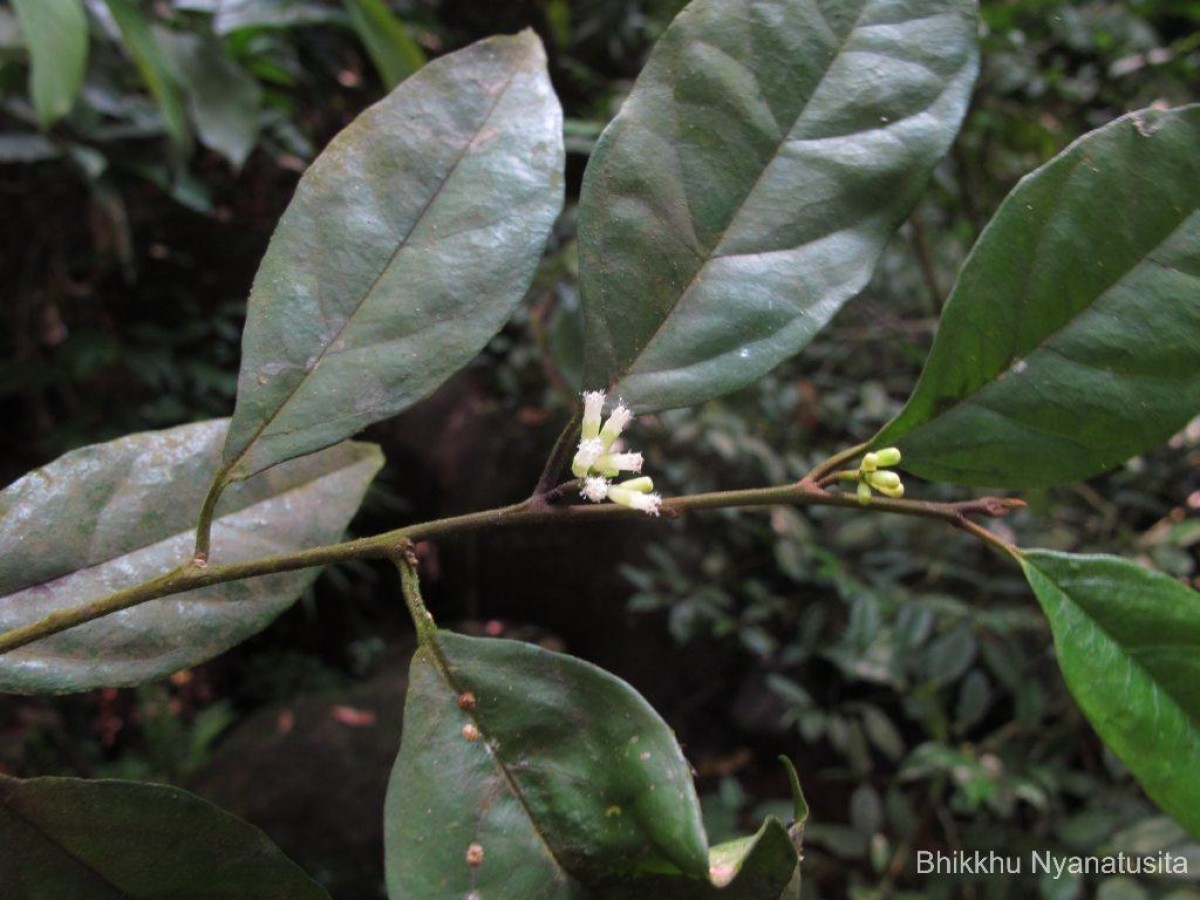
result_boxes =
[581,476,610,503]
[571,437,606,477]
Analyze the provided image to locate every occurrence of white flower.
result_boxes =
[581,476,610,503]
[581,390,606,441]
[598,403,633,450]
[594,451,643,476]
[609,481,662,516]
[572,437,606,477]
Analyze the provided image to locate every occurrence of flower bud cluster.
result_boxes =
[855,447,904,505]
[572,391,661,516]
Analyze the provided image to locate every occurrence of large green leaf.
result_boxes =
[0,420,381,693]
[1020,550,1200,839]
[103,0,190,150]
[0,774,330,898]
[874,106,1200,487]
[578,0,978,412]
[343,0,425,88]
[12,0,89,127]
[218,30,563,484]
[385,632,803,897]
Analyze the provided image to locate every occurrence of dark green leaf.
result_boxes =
[385,632,799,896]
[219,30,563,483]
[874,106,1200,487]
[578,0,978,412]
[12,0,88,127]
[1020,550,1200,838]
[0,774,330,898]
[103,0,190,150]
[157,30,263,169]
[0,420,381,693]
[342,0,425,88]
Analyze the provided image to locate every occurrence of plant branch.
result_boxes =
[0,470,1024,656]
[532,409,581,498]
[394,546,436,645]
[804,441,870,484]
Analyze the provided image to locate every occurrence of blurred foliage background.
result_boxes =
[1,1,1199,898]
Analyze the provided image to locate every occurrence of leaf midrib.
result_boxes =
[1,779,132,899]
[1,449,372,600]
[887,123,1199,446]
[225,58,522,477]
[1027,557,1200,734]
[604,0,874,383]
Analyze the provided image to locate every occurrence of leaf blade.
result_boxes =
[0,775,330,899]
[384,632,716,897]
[12,0,89,127]
[874,106,1200,487]
[578,0,978,412]
[0,420,382,693]
[1020,550,1200,839]
[103,0,190,150]
[221,29,563,482]
[342,0,426,88]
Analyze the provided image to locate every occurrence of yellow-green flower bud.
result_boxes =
[867,470,901,490]
[874,447,902,467]
[857,481,873,505]
[860,452,879,473]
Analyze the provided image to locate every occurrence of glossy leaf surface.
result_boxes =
[386,632,802,897]
[0,774,330,898]
[874,106,1200,487]
[12,0,88,127]
[0,420,381,693]
[103,0,190,150]
[343,0,425,88]
[1021,551,1200,838]
[220,30,563,483]
[578,0,978,412]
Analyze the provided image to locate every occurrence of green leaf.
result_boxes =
[578,0,978,412]
[0,774,330,898]
[214,0,343,33]
[873,106,1200,487]
[12,0,89,127]
[342,0,425,88]
[157,29,263,169]
[219,30,563,484]
[1020,550,1200,839]
[102,0,190,150]
[0,420,381,693]
[386,632,800,896]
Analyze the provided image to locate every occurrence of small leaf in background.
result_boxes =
[342,0,425,88]
[385,631,803,897]
[156,29,263,170]
[0,420,382,693]
[213,0,342,34]
[0,775,330,898]
[12,0,89,128]
[1020,550,1200,839]
[577,0,978,412]
[218,29,564,485]
[102,0,190,151]
[874,105,1200,488]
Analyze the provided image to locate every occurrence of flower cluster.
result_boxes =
[855,447,904,504]
[571,391,662,516]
